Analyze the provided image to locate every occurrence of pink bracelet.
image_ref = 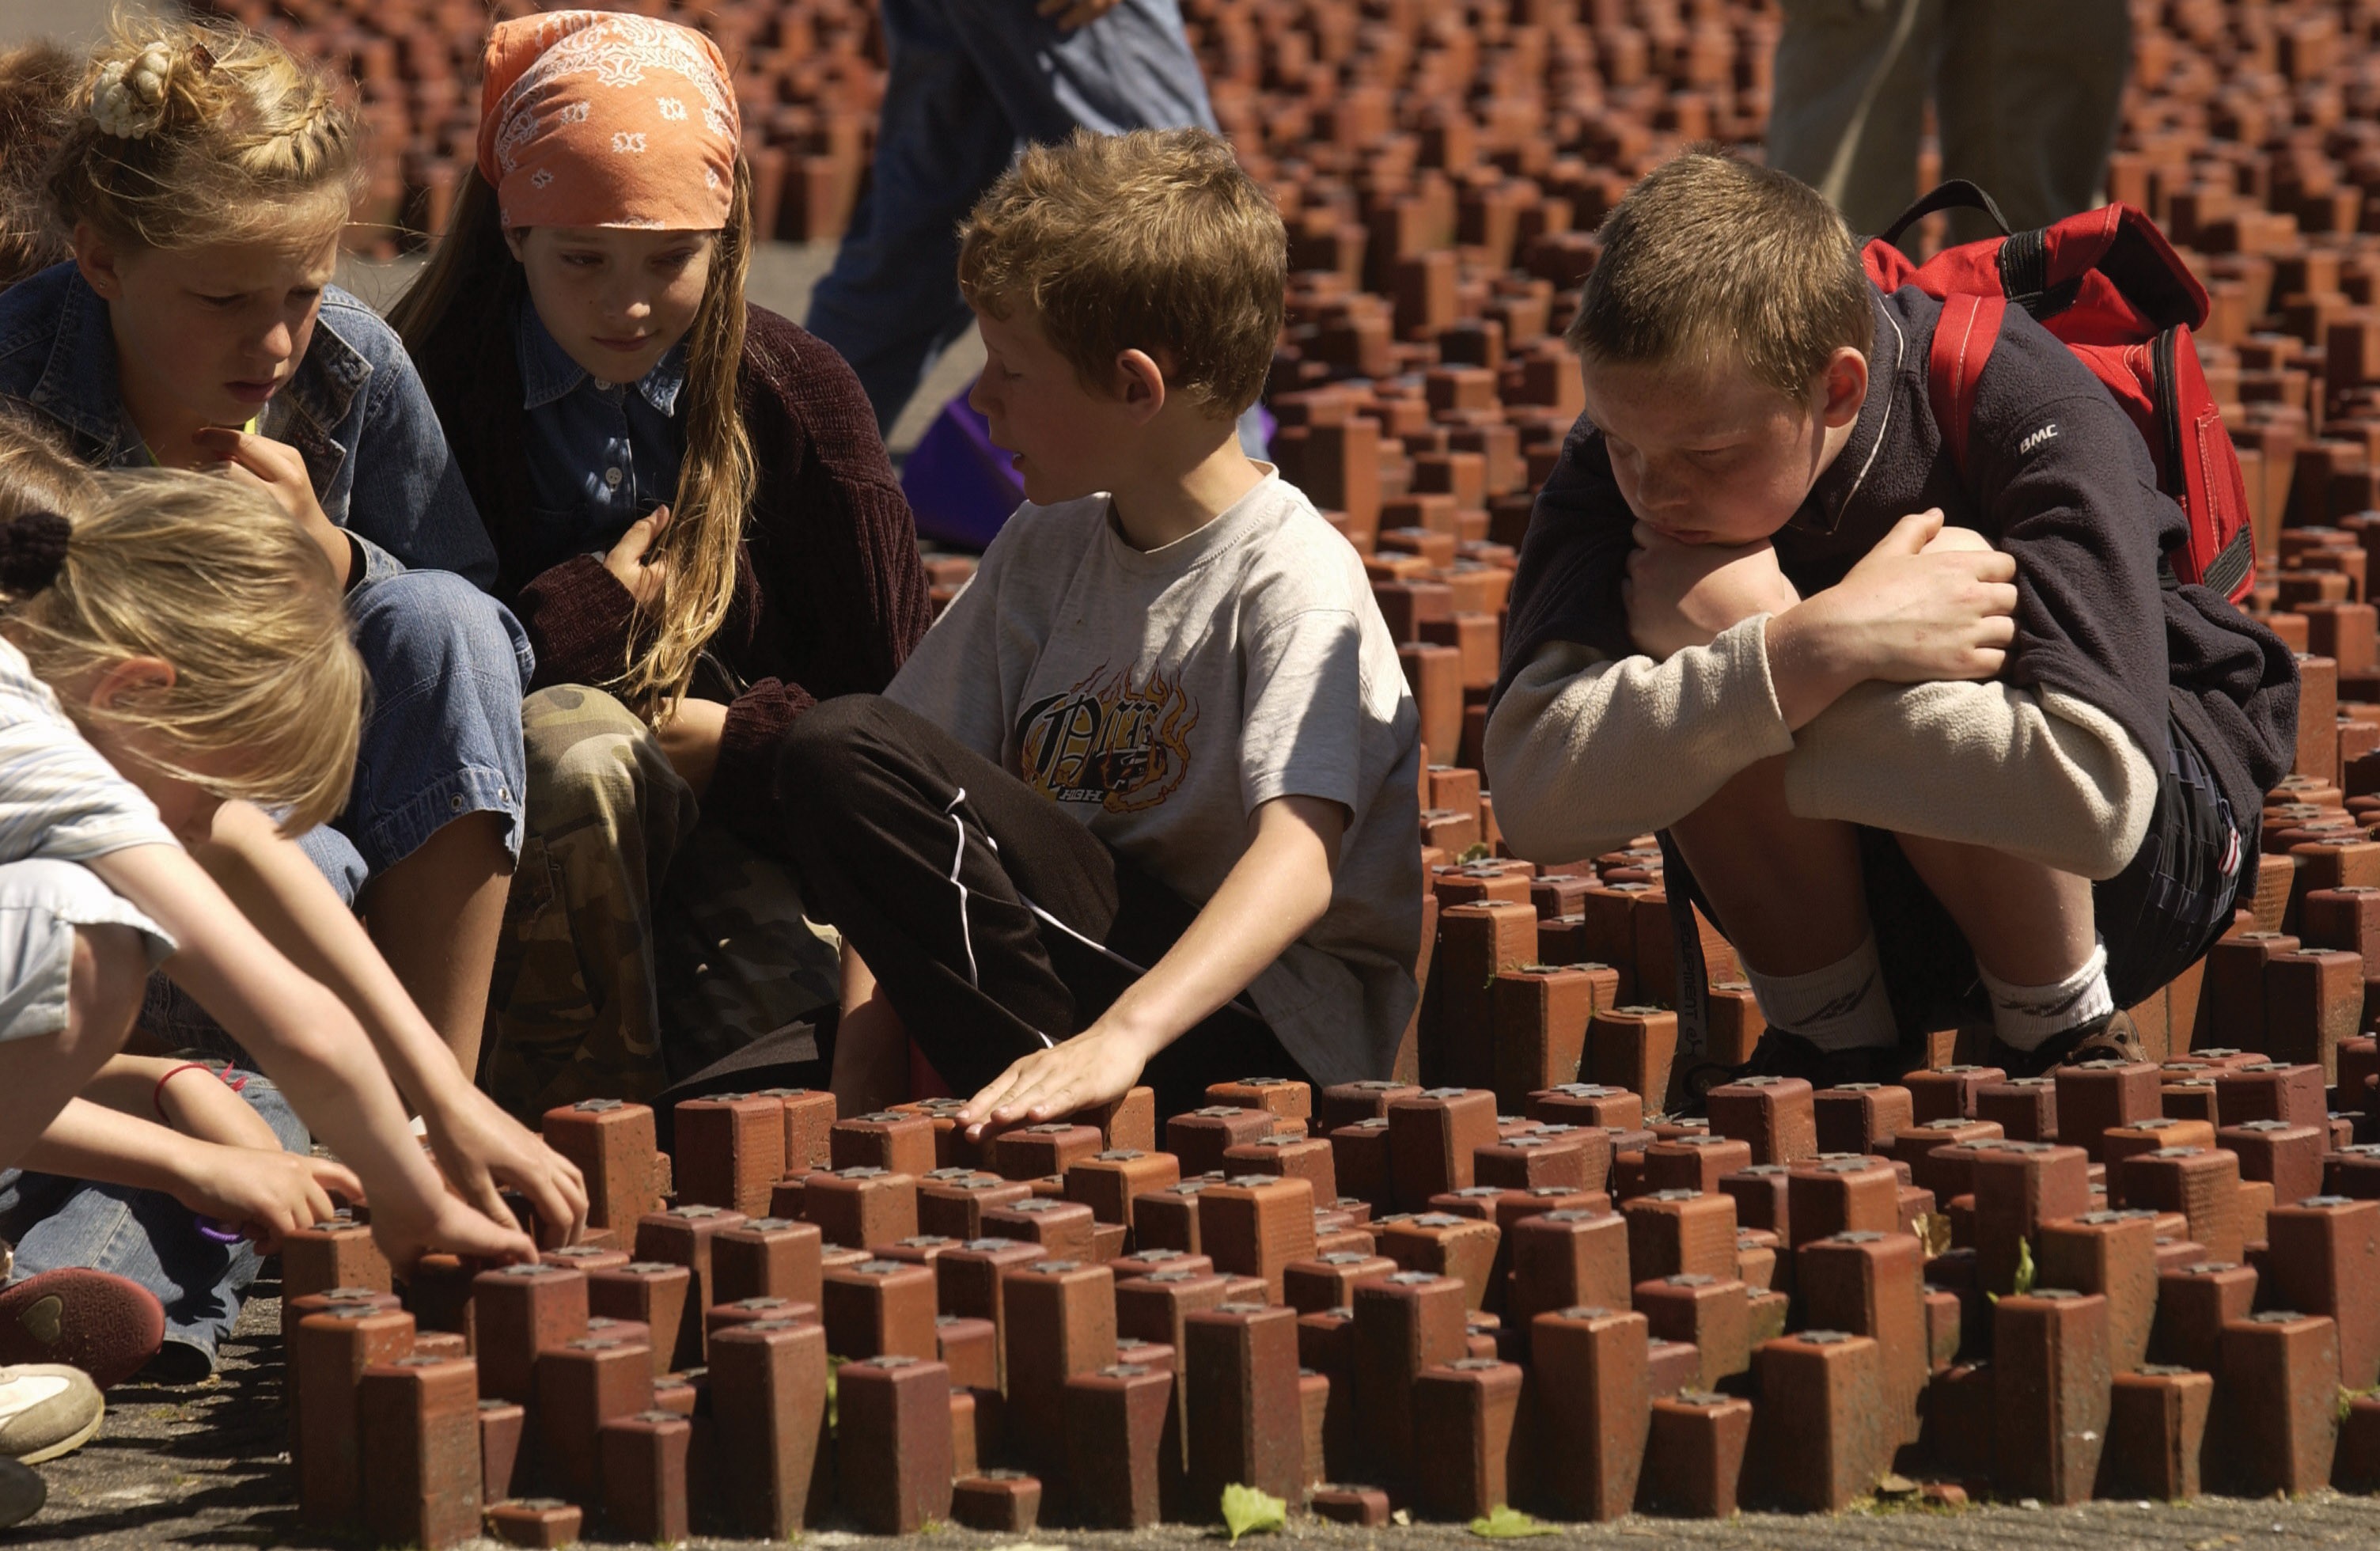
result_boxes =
[152,1060,225,1122]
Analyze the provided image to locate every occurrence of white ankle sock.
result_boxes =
[1976,942,2113,1052]
[1741,934,1900,1052]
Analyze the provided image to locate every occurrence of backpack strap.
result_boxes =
[1877,178,2014,253]
[1927,292,2007,473]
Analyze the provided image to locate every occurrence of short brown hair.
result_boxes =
[957,127,1285,419]
[1567,147,1871,405]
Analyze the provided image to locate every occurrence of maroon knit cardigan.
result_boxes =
[417,298,934,855]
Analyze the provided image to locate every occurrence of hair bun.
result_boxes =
[0,511,71,597]
[91,42,173,140]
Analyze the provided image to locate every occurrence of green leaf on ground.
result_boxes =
[1221,1484,1287,1544]
[1469,1505,1559,1538]
[2011,1237,2037,1297]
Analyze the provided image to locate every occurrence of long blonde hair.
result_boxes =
[39,15,361,256]
[0,415,363,832]
[392,161,756,719]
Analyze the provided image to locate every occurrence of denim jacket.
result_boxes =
[0,263,497,590]
[515,300,687,579]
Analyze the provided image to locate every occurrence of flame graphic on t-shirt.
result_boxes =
[1016,665,1199,813]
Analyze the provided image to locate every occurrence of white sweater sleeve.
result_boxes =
[1483,616,1795,865]
[1781,679,2159,879]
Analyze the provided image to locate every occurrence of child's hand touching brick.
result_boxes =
[1624,522,1803,659]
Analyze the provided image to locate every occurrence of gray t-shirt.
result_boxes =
[886,468,1423,1085]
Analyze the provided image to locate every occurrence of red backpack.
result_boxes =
[1859,181,2257,603]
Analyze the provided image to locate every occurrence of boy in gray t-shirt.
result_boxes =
[778,128,1422,1128]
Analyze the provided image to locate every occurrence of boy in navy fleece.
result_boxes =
[1487,149,2296,1082]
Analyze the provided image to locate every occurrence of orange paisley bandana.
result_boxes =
[476,10,739,232]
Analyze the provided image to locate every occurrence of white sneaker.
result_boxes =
[0,1365,102,1464]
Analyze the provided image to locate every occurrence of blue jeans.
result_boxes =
[0,1066,305,1375]
[144,568,533,1060]
[806,0,1220,431]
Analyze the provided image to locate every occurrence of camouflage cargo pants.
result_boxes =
[480,684,841,1117]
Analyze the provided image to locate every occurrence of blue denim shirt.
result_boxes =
[517,302,685,581]
[0,262,497,590]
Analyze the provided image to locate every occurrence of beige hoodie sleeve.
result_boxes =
[1483,616,1794,864]
[1485,621,2160,881]
[1782,679,2158,880]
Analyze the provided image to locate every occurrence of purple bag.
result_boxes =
[899,392,1022,551]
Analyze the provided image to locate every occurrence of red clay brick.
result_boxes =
[356,1355,478,1550]
[2262,1194,2380,1388]
[2217,1311,2342,1495]
[1811,1084,1914,1156]
[2152,1260,2261,1371]
[2037,1210,2160,1373]
[1994,1291,2113,1504]
[831,1111,938,1178]
[949,1471,1041,1533]
[674,1093,786,1219]
[1351,1271,1469,1485]
[1704,1076,1818,1165]
[1525,1306,1649,1521]
[597,1410,690,1543]
[1631,1274,1749,1390]
[1797,1231,1927,1447]
[1785,1157,1901,1247]
[837,1356,955,1533]
[1412,1358,1522,1520]
[1184,1303,1305,1511]
[1065,1361,1175,1528]
[708,1318,829,1535]
[1639,1390,1752,1519]
[2104,1365,2211,1502]
[1750,1330,1891,1512]
[541,1099,663,1234]
[2121,1147,2246,1264]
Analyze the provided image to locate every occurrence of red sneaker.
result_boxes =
[0,1271,165,1390]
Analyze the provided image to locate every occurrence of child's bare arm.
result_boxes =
[77,1054,283,1152]
[189,800,589,1242]
[956,794,1344,1136]
[26,1097,363,1252]
[84,841,533,1272]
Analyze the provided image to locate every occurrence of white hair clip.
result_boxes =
[91,44,173,141]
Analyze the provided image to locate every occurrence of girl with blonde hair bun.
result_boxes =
[393,11,930,1111]
[0,20,585,1248]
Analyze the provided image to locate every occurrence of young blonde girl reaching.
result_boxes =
[0,412,583,1231]
[0,17,529,1081]
[0,456,547,1280]
[394,12,931,1110]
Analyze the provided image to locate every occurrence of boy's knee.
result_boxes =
[779,694,902,794]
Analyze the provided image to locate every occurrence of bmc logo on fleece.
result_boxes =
[2018,423,2060,456]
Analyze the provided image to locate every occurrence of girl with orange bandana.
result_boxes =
[394,13,932,1111]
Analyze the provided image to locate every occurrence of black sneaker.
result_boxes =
[1727,1030,1906,1090]
[0,1456,41,1530]
[1995,1010,2147,1079]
